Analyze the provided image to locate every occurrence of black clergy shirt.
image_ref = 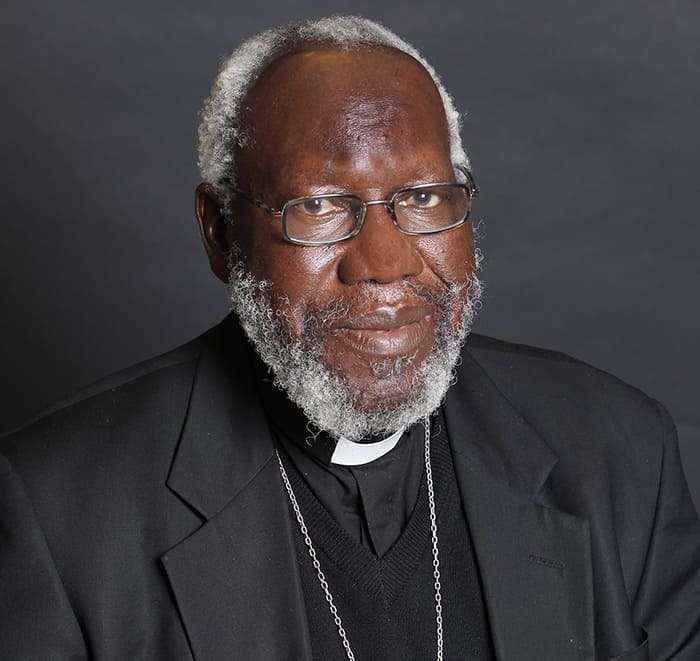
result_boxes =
[255,366,425,557]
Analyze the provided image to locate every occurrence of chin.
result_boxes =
[334,359,424,411]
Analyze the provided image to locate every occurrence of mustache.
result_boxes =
[301,280,463,328]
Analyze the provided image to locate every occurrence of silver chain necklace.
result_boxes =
[275,416,443,661]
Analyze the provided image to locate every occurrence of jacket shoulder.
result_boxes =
[462,333,669,460]
[465,333,659,411]
[0,329,210,476]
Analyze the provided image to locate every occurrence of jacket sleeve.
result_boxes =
[0,452,88,661]
[632,404,700,659]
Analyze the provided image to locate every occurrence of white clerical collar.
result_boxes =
[330,427,406,466]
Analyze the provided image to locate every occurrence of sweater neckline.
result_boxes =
[281,415,454,605]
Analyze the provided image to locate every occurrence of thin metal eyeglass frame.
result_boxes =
[226,169,479,246]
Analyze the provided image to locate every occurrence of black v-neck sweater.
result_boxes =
[280,415,495,660]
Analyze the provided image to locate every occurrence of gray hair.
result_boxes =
[198,15,469,199]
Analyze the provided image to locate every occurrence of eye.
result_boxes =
[404,189,442,209]
[300,197,338,215]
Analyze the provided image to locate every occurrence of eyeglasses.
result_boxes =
[227,170,479,246]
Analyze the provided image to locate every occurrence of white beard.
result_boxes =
[227,250,483,442]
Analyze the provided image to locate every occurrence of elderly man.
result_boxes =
[1,15,698,661]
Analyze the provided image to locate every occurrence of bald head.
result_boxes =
[235,46,452,204]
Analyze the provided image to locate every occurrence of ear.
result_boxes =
[195,182,232,283]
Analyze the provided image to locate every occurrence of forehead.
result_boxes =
[236,46,451,192]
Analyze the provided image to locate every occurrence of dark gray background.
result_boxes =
[2,1,698,504]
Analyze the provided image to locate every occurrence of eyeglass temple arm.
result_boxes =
[457,165,480,197]
[236,190,282,215]
[219,179,283,216]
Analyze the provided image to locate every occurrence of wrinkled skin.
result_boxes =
[196,46,476,409]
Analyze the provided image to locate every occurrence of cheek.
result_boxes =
[242,240,344,334]
[416,223,475,285]
[232,213,338,290]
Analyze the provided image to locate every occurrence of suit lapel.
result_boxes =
[162,458,312,661]
[445,349,595,660]
[161,321,312,661]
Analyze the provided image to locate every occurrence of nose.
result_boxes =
[336,202,423,285]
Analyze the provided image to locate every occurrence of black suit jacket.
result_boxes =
[1,317,699,660]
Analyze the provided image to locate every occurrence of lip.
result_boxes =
[330,305,434,358]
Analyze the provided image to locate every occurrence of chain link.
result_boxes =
[275,415,442,661]
[276,450,357,661]
[424,417,443,661]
